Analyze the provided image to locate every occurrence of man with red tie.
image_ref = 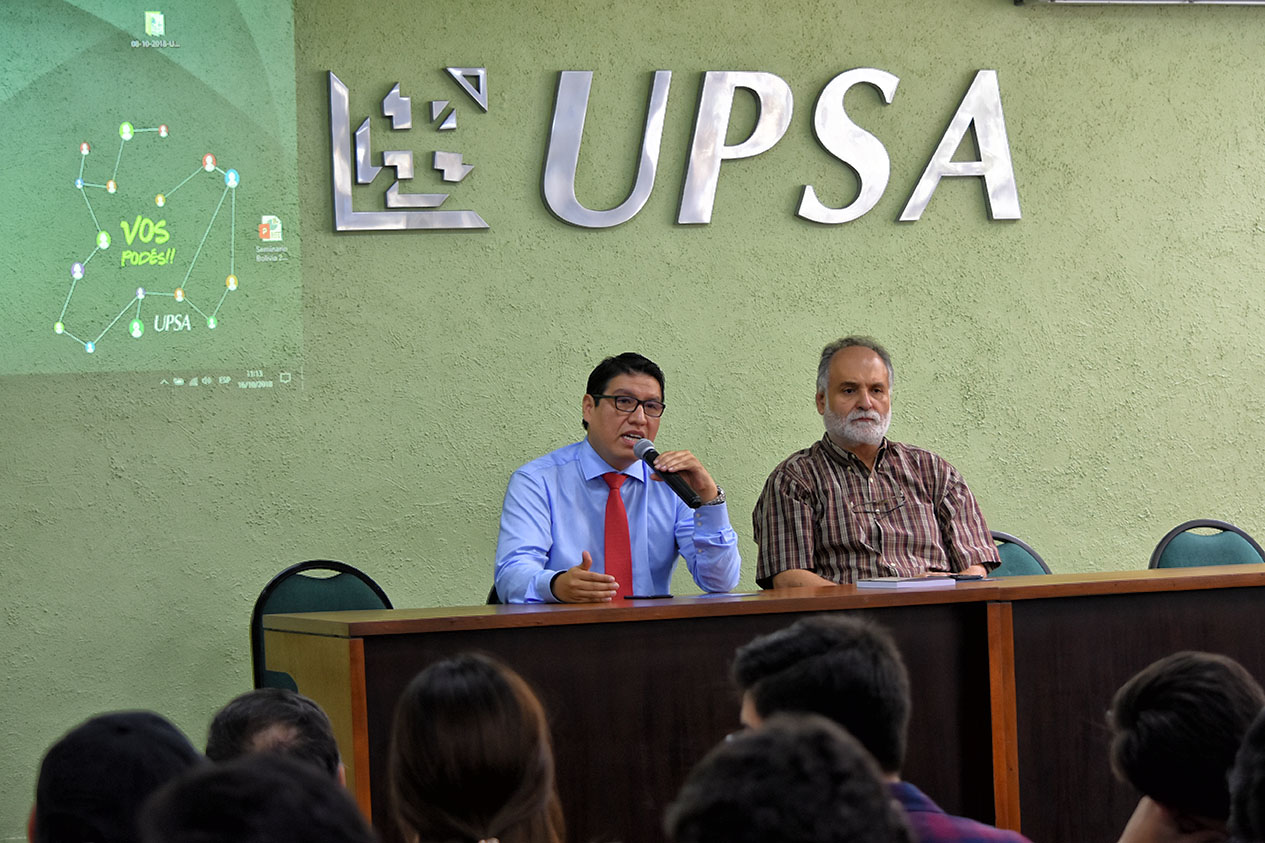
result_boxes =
[494,353,740,603]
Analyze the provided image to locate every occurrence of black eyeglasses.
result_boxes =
[590,394,666,418]
[853,487,907,518]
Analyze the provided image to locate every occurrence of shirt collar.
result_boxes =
[819,432,889,470]
[579,438,647,483]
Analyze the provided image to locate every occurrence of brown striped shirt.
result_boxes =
[753,435,999,587]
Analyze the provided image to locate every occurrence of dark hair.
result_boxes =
[665,713,913,843]
[389,653,564,843]
[731,615,910,774]
[1231,708,1265,842]
[205,688,341,778]
[140,753,376,843]
[582,352,665,429]
[1109,650,1265,821]
[817,336,894,393]
[33,710,203,843]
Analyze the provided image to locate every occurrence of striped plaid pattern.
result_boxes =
[891,781,1033,842]
[754,435,999,587]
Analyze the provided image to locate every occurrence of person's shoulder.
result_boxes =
[884,440,960,473]
[892,782,1031,842]
[905,809,1033,842]
[767,439,828,478]
[885,440,947,462]
[511,440,586,480]
[912,812,1032,842]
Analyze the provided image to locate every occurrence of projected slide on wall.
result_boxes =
[0,1,302,390]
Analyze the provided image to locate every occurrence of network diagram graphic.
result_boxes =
[58,121,240,354]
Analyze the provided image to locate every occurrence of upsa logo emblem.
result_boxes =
[329,69,488,232]
[328,66,1019,232]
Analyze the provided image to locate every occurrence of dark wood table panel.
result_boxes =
[1010,584,1265,842]
[355,601,992,843]
[265,567,1265,843]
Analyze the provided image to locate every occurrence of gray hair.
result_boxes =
[816,337,894,394]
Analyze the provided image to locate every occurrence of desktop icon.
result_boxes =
[144,11,164,37]
[259,215,283,241]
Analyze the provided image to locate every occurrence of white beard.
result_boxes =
[824,405,891,447]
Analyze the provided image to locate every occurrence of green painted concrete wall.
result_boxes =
[6,0,1265,836]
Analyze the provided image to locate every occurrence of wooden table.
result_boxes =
[264,566,1265,843]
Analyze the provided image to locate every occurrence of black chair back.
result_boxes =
[1148,519,1265,569]
[250,560,392,689]
[991,530,1051,576]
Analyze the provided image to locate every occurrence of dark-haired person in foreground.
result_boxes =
[390,653,563,843]
[494,352,739,603]
[140,754,377,843]
[1109,651,1265,843]
[665,713,913,843]
[205,687,344,783]
[29,710,203,843]
[1230,708,1265,842]
[754,336,998,587]
[732,615,1030,843]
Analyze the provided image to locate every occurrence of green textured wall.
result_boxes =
[7,0,1265,836]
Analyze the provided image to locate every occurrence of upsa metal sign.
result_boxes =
[328,67,1019,232]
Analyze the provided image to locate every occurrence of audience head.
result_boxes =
[1109,650,1265,823]
[205,687,342,780]
[1231,708,1265,842]
[731,614,910,775]
[665,713,913,843]
[31,710,203,843]
[140,753,376,843]
[390,653,563,843]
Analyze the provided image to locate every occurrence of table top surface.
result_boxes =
[261,564,1265,637]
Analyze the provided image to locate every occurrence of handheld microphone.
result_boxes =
[634,438,703,509]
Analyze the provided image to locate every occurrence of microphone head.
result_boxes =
[633,438,657,460]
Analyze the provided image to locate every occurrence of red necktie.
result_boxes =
[603,473,633,598]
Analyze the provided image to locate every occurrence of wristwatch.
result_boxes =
[701,486,725,506]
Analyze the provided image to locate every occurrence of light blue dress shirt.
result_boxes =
[494,439,741,603]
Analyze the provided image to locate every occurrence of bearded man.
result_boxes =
[753,337,998,588]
